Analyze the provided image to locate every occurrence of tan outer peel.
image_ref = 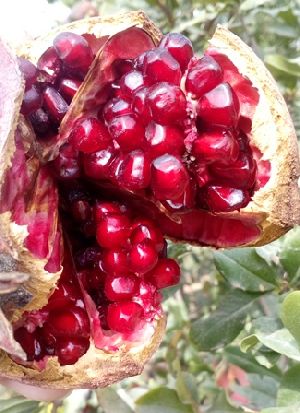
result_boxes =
[209,26,300,245]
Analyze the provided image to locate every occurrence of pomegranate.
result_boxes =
[0,11,299,389]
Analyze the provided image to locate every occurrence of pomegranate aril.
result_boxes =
[143,49,181,85]
[94,201,122,223]
[192,127,239,165]
[129,239,158,274]
[103,98,132,123]
[14,327,43,362]
[70,117,110,153]
[112,58,133,76]
[59,78,82,102]
[56,337,90,366]
[44,307,90,338]
[119,70,145,99]
[159,33,193,72]
[145,122,185,159]
[185,56,223,97]
[108,115,145,152]
[102,248,128,275]
[83,147,116,180]
[119,150,151,190]
[147,82,187,125]
[29,108,51,136]
[96,214,130,249]
[197,82,240,128]
[20,85,42,115]
[151,154,189,200]
[53,32,93,72]
[107,301,144,333]
[47,283,81,311]
[194,164,211,187]
[53,143,80,180]
[203,186,251,212]
[131,87,151,124]
[17,57,38,90]
[134,52,146,70]
[104,274,139,301]
[131,220,164,253]
[108,154,126,182]
[37,46,62,84]
[163,178,196,211]
[71,199,91,222]
[146,258,181,289]
[43,86,69,123]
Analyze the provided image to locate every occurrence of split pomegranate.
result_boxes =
[0,11,299,388]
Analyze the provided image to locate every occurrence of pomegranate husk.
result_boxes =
[0,11,299,388]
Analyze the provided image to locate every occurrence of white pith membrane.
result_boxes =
[0,11,299,388]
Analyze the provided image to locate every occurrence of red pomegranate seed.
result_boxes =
[159,33,193,72]
[53,143,80,180]
[143,49,181,85]
[29,108,50,136]
[44,307,90,338]
[185,56,223,97]
[146,258,180,289]
[103,98,132,123]
[104,274,139,301]
[119,70,145,99]
[14,327,43,361]
[37,47,62,84]
[119,150,151,190]
[197,82,240,128]
[47,283,81,311]
[59,78,82,102]
[96,214,130,249]
[108,115,145,152]
[20,85,42,115]
[94,201,122,223]
[108,154,126,182]
[192,127,239,165]
[70,117,111,153]
[102,248,128,275]
[129,239,158,274]
[145,122,185,159]
[131,87,151,124]
[71,199,92,222]
[43,86,69,123]
[53,32,93,72]
[131,220,164,253]
[56,337,90,366]
[107,301,144,333]
[112,58,134,76]
[17,57,38,90]
[147,82,187,125]
[194,164,211,187]
[83,147,116,180]
[163,178,196,211]
[134,52,146,70]
[203,186,251,212]
[151,154,189,200]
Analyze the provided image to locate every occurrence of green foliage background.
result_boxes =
[1,0,300,412]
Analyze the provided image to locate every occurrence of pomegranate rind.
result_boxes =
[209,26,300,245]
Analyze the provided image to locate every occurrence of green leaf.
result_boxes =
[281,291,300,344]
[265,55,300,77]
[0,398,41,413]
[279,228,300,282]
[206,393,244,412]
[96,388,134,413]
[214,248,278,292]
[261,405,300,413]
[136,388,193,413]
[176,372,199,406]
[277,365,300,407]
[190,290,258,351]
[240,0,272,11]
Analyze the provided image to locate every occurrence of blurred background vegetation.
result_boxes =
[1,0,300,412]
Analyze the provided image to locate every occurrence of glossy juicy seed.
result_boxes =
[143,49,181,85]
[131,87,151,124]
[151,154,189,200]
[94,201,122,223]
[47,283,81,311]
[212,152,257,189]
[17,57,38,90]
[104,274,139,301]
[163,178,196,211]
[59,78,82,102]
[197,82,240,128]
[146,258,181,289]
[108,154,126,182]
[119,70,145,99]
[145,122,185,159]
[119,150,151,190]
[44,307,90,338]
[53,32,93,71]
[29,108,51,136]
[102,248,128,275]
[112,58,134,76]
[70,117,111,153]
[134,52,146,70]
[108,115,145,152]
[20,85,42,115]
[147,82,187,125]
[43,86,69,123]
[107,301,144,333]
[37,46,62,83]
[52,143,80,180]
[96,213,130,249]
[193,164,211,188]
[14,327,43,361]
[83,147,116,180]
[103,98,132,123]
[185,55,223,97]
[203,186,251,212]
[130,220,165,253]
[159,33,193,72]
[129,239,158,274]
[56,337,90,366]
[71,199,92,222]
[192,127,239,165]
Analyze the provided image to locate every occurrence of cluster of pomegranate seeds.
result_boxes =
[18,32,93,138]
